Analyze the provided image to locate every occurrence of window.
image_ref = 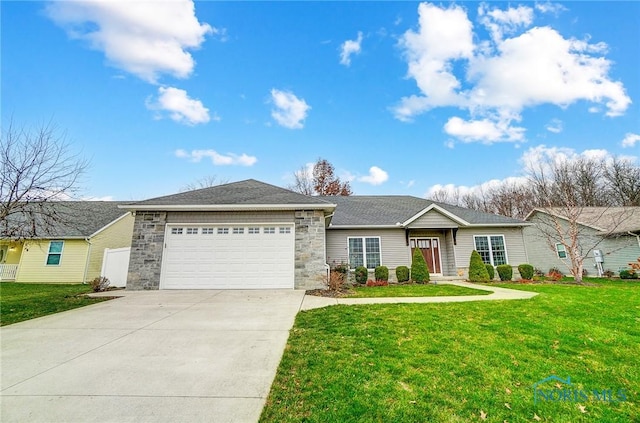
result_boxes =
[348,237,381,269]
[474,235,507,266]
[217,228,229,234]
[248,227,260,234]
[171,227,183,235]
[279,227,291,234]
[186,227,198,235]
[555,243,567,259]
[46,241,64,265]
[264,227,276,234]
[233,227,244,234]
[201,228,214,235]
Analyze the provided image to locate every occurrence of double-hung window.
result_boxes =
[348,237,381,269]
[555,243,567,259]
[473,235,507,266]
[46,241,64,265]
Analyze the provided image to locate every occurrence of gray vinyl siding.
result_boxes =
[166,210,295,224]
[454,227,528,268]
[408,210,459,228]
[326,228,409,270]
[595,236,640,273]
[524,213,640,274]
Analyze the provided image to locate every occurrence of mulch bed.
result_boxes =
[306,288,355,298]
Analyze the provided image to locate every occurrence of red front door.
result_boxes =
[410,238,441,274]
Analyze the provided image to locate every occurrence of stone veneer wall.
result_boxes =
[126,211,167,290]
[294,210,327,290]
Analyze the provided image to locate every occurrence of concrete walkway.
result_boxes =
[300,280,538,310]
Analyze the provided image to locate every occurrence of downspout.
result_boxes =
[629,231,640,248]
[82,237,92,284]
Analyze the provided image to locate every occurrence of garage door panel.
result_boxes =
[161,225,294,289]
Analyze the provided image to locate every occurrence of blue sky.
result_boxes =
[2,1,639,201]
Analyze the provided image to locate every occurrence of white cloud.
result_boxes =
[478,4,533,43]
[535,2,568,15]
[358,166,389,185]
[270,89,311,129]
[622,133,640,148]
[519,144,616,173]
[46,0,213,83]
[394,3,632,144]
[394,2,473,121]
[444,116,525,143]
[175,149,257,166]
[146,87,210,125]
[545,118,563,133]
[340,31,363,66]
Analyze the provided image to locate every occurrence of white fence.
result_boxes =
[101,247,131,288]
[0,264,18,281]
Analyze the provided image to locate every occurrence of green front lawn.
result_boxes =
[347,283,491,298]
[261,281,640,422]
[0,283,112,326]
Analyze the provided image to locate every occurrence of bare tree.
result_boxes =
[1,120,88,239]
[180,175,228,192]
[525,157,628,283]
[604,157,640,206]
[287,165,314,195]
[429,187,461,205]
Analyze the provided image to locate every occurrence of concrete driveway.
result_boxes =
[1,289,306,423]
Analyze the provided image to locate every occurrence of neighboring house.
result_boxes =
[121,179,531,290]
[324,195,530,281]
[523,207,640,275]
[0,202,134,283]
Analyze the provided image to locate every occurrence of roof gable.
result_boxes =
[404,206,465,228]
[122,179,334,211]
[526,207,640,234]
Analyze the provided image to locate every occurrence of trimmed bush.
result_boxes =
[366,279,389,287]
[354,266,368,284]
[518,264,534,280]
[496,264,513,281]
[375,266,389,282]
[396,266,410,283]
[468,250,490,282]
[619,269,638,279]
[485,264,495,280]
[411,248,430,283]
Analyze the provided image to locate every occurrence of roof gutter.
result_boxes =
[118,203,336,212]
[629,231,640,248]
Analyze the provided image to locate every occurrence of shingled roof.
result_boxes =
[325,196,527,227]
[121,179,335,211]
[2,202,130,239]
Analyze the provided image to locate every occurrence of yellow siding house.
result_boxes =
[0,202,134,284]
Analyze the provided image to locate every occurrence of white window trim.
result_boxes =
[347,236,382,269]
[46,240,64,266]
[555,243,567,259]
[473,235,508,266]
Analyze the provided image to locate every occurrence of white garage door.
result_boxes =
[160,224,295,289]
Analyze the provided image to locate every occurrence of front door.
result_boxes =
[410,238,442,274]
